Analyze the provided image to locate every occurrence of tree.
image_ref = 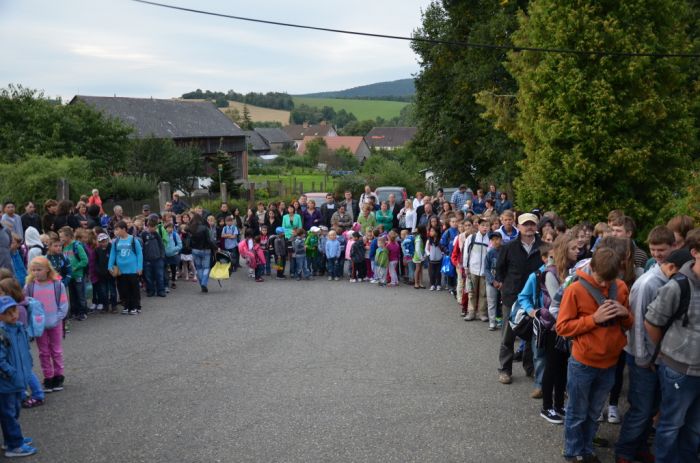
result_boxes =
[411,1,525,188]
[503,0,696,227]
[304,137,326,167]
[240,104,254,130]
[342,119,376,136]
[209,149,238,194]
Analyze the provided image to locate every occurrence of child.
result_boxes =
[292,229,310,280]
[272,227,287,279]
[412,225,426,289]
[59,226,88,321]
[425,227,443,291]
[252,236,266,282]
[24,228,45,265]
[179,224,196,281]
[557,247,633,462]
[237,230,255,279]
[108,221,144,315]
[0,295,37,457]
[95,233,118,312]
[484,232,503,330]
[24,256,69,395]
[206,215,218,245]
[325,230,341,281]
[305,227,320,276]
[369,230,380,283]
[164,222,182,289]
[374,237,388,286]
[47,238,72,286]
[221,216,240,272]
[386,231,401,287]
[76,229,99,312]
[141,218,166,298]
[349,232,366,282]
[363,233,372,281]
[259,225,271,276]
[400,229,415,283]
[9,235,26,288]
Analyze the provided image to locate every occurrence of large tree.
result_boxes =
[411,1,526,188]
[503,0,696,226]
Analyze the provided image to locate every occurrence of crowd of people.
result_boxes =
[0,184,697,462]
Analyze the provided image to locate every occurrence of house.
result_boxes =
[283,123,337,150]
[300,136,372,163]
[70,95,249,180]
[254,127,294,153]
[364,127,417,150]
[243,130,271,156]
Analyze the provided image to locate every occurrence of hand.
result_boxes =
[493,281,502,289]
[528,309,539,318]
[592,301,618,325]
[137,270,143,276]
[608,300,630,318]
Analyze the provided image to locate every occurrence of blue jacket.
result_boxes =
[165,231,182,257]
[484,247,500,285]
[517,264,547,313]
[0,322,33,393]
[369,238,378,260]
[108,236,143,275]
[440,227,459,254]
[325,239,341,259]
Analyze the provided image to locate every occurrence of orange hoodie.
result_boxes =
[556,269,633,369]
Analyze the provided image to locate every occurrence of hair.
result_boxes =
[57,200,73,216]
[328,230,337,239]
[254,235,261,244]
[590,247,622,282]
[553,233,578,282]
[44,199,57,211]
[539,242,554,257]
[647,226,675,247]
[666,215,694,240]
[593,222,610,238]
[542,229,557,244]
[500,209,514,219]
[58,226,74,239]
[0,269,12,281]
[607,209,625,223]
[76,228,97,249]
[0,278,24,303]
[26,256,60,283]
[295,228,305,237]
[115,220,128,231]
[10,233,21,246]
[597,236,636,286]
[147,218,158,228]
[686,228,700,252]
[611,216,636,236]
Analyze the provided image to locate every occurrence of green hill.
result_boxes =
[291,97,408,121]
[298,78,415,99]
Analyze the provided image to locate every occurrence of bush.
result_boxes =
[105,175,157,201]
[333,174,368,198]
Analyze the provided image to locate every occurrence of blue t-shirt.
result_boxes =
[222,225,239,250]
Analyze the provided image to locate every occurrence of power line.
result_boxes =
[130,0,700,59]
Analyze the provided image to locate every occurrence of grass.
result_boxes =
[249,172,336,194]
[292,97,408,121]
[222,101,290,125]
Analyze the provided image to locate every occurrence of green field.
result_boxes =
[292,97,408,121]
[249,173,336,194]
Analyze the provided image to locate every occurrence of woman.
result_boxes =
[87,188,104,214]
[438,202,453,227]
[189,214,214,293]
[245,208,260,236]
[292,200,302,215]
[428,215,441,232]
[231,208,243,230]
[302,200,322,231]
[412,192,424,210]
[282,205,302,240]
[357,204,376,233]
[398,200,417,232]
[375,201,393,232]
[277,202,287,218]
[73,202,90,229]
[495,192,513,214]
[42,199,58,234]
[53,200,79,230]
[264,209,281,232]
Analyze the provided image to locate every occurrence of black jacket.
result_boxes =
[320,201,338,228]
[21,213,42,233]
[494,235,542,308]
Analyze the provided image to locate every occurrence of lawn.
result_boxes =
[292,97,408,121]
[249,172,337,196]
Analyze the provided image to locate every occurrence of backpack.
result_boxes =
[25,280,60,338]
[650,273,692,364]
[578,277,619,327]
[401,235,415,259]
[28,244,47,257]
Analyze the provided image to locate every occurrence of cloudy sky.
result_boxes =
[0,0,432,100]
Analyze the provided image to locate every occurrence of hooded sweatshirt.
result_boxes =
[24,227,44,264]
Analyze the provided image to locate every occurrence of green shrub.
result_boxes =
[333,174,368,198]
[105,175,157,201]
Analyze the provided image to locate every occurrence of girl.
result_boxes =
[259,225,271,276]
[23,257,69,396]
[252,236,266,282]
[76,228,99,312]
[189,214,214,293]
[386,231,401,286]
[179,223,196,282]
[9,234,27,287]
[412,225,427,289]
[24,227,45,264]
[425,227,444,290]
[237,230,256,279]
[164,222,182,289]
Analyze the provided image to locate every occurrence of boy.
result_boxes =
[369,229,380,283]
[272,227,287,280]
[95,233,118,313]
[557,247,633,463]
[0,296,37,457]
[400,229,414,283]
[47,238,72,286]
[464,217,490,321]
[59,226,88,321]
[108,221,144,315]
[484,231,503,330]
[317,226,328,277]
[374,237,389,286]
[325,230,341,281]
[220,216,239,272]
[292,229,310,281]
[305,227,320,276]
[350,232,366,282]
[141,219,166,297]
[440,217,460,294]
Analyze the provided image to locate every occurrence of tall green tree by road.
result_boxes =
[501,0,696,226]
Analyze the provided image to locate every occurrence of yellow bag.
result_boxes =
[209,262,231,280]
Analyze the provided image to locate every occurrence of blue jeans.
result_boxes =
[615,353,659,459]
[24,372,44,401]
[327,257,338,278]
[95,277,117,307]
[405,261,415,280]
[294,256,309,279]
[192,249,211,287]
[533,338,546,389]
[564,358,616,459]
[144,258,165,295]
[0,393,23,450]
[263,250,271,275]
[655,363,700,462]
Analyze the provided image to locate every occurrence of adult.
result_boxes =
[142,204,152,218]
[282,205,302,239]
[86,205,101,229]
[387,194,402,230]
[472,188,486,215]
[264,209,281,232]
[494,212,542,385]
[398,200,417,231]
[20,201,41,234]
[189,213,214,293]
[330,204,352,231]
[215,203,230,222]
[432,188,446,211]
[42,199,58,234]
[255,202,266,225]
[171,193,188,215]
[244,208,259,236]
[357,204,376,232]
[1,201,23,240]
[485,184,500,202]
[0,223,12,271]
[291,200,302,215]
[320,193,337,228]
[375,201,394,232]
[298,195,308,213]
[108,205,125,237]
[417,201,437,229]
[232,208,244,230]
[277,202,287,219]
[450,185,471,211]
[495,192,513,215]
[87,188,104,214]
[53,200,78,231]
[438,201,453,227]
[340,191,359,221]
[482,199,496,220]
[73,202,90,229]
[359,185,376,207]
[413,192,424,210]
[302,200,322,231]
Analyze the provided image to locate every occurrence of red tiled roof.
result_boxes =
[301,136,365,154]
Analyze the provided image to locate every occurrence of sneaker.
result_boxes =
[513,350,524,362]
[334,277,340,281]
[555,406,566,417]
[608,405,621,424]
[597,410,605,422]
[592,436,609,448]
[436,285,441,291]
[464,312,476,321]
[165,287,170,293]
[201,285,208,293]
[370,279,378,284]
[255,278,264,283]
[429,286,436,291]
[96,304,104,311]
[349,279,357,283]
[88,303,96,310]
[328,277,333,281]
[171,283,177,289]
[42,378,54,393]
[1,438,32,450]
[498,372,512,384]
[76,313,87,321]
[129,309,137,315]
[157,292,167,297]
[540,408,564,424]
[530,388,543,399]
[121,308,129,315]
[488,323,497,331]
[480,316,489,322]
[5,444,37,457]
[136,308,142,314]
[52,375,64,391]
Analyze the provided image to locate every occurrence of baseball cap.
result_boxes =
[488,231,502,240]
[310,226,320,233]
[665,248,693,268]
[0,296,17,314]
[275,227,285,234]
[142,204,151,211]
[97,233,109,242]
[518,213,539,225]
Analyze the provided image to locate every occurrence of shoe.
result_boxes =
[88,303,96,310]
[165,287,170,293]
[201,285,208,293]
[370,279,378,284]
[540,408,564,424]
[429,286,436,291]
[96,304,104,311]
[255,278,264,282]
[328,276,333,281]
[525,369,534,378]
[592,436,609,448]
[488,323,497,331]
[513,350,524,362]
[136,308,142,314]
[296,277,301,281]
[334,277,339,281]
[1,438,32,450]
[530,388,543,399]
[52,375,64,391]
[498,372,512,384]
[597,410,605,422]
[157,293,167,297]
[480,316,489,322]
[4,443,37,457]
[436,285,441,291]
[349,279,357,283]
[42,378,54,393]
[608,405,621,424]
[121,308,129,315]
[129,309,137,315]
[76,313,87,321]
[171,283,177,289]
[146,293,155,298]
[564,458,586,462]
[464,313,476,321]
[276,276,286,280]
[21,398,43,409]
[555,406,566,417]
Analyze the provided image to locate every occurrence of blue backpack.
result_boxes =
[401,235,415,258]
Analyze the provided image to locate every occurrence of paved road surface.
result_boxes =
[22,273,622,462]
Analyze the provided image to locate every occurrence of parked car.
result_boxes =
[375,186,407,205]
[303,192,329,208]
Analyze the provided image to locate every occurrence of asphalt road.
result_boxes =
[21,272,622,462]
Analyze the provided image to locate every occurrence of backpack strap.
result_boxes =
[650,274,692,364]
[578,277,617,305]
[53,280,61,309]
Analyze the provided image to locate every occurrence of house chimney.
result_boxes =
[302,121,309,128]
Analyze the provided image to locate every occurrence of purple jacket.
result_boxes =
[302,209,322,230]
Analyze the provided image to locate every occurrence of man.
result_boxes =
[142,204,151,217]
[299,194,308,213]
[359,185,376,207]
[330,204,352,232]
[21,201,41,233]
[494,212,542,385]
[464,217,491,321]
[216,203,230,222]
[1,201,23,241]
[450,184,471,211]
[472,189,486,215]
[340,191,359,221]
[320,193,337,228]
[485,184,500,202]
[432,188,445,211]
[417,201,437,229]
[644,228,700,463]
[387,194,402,230]
[171,193,188,215]
[611,216,648,268]
[107,205,124,238]
[42,199,58,234]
